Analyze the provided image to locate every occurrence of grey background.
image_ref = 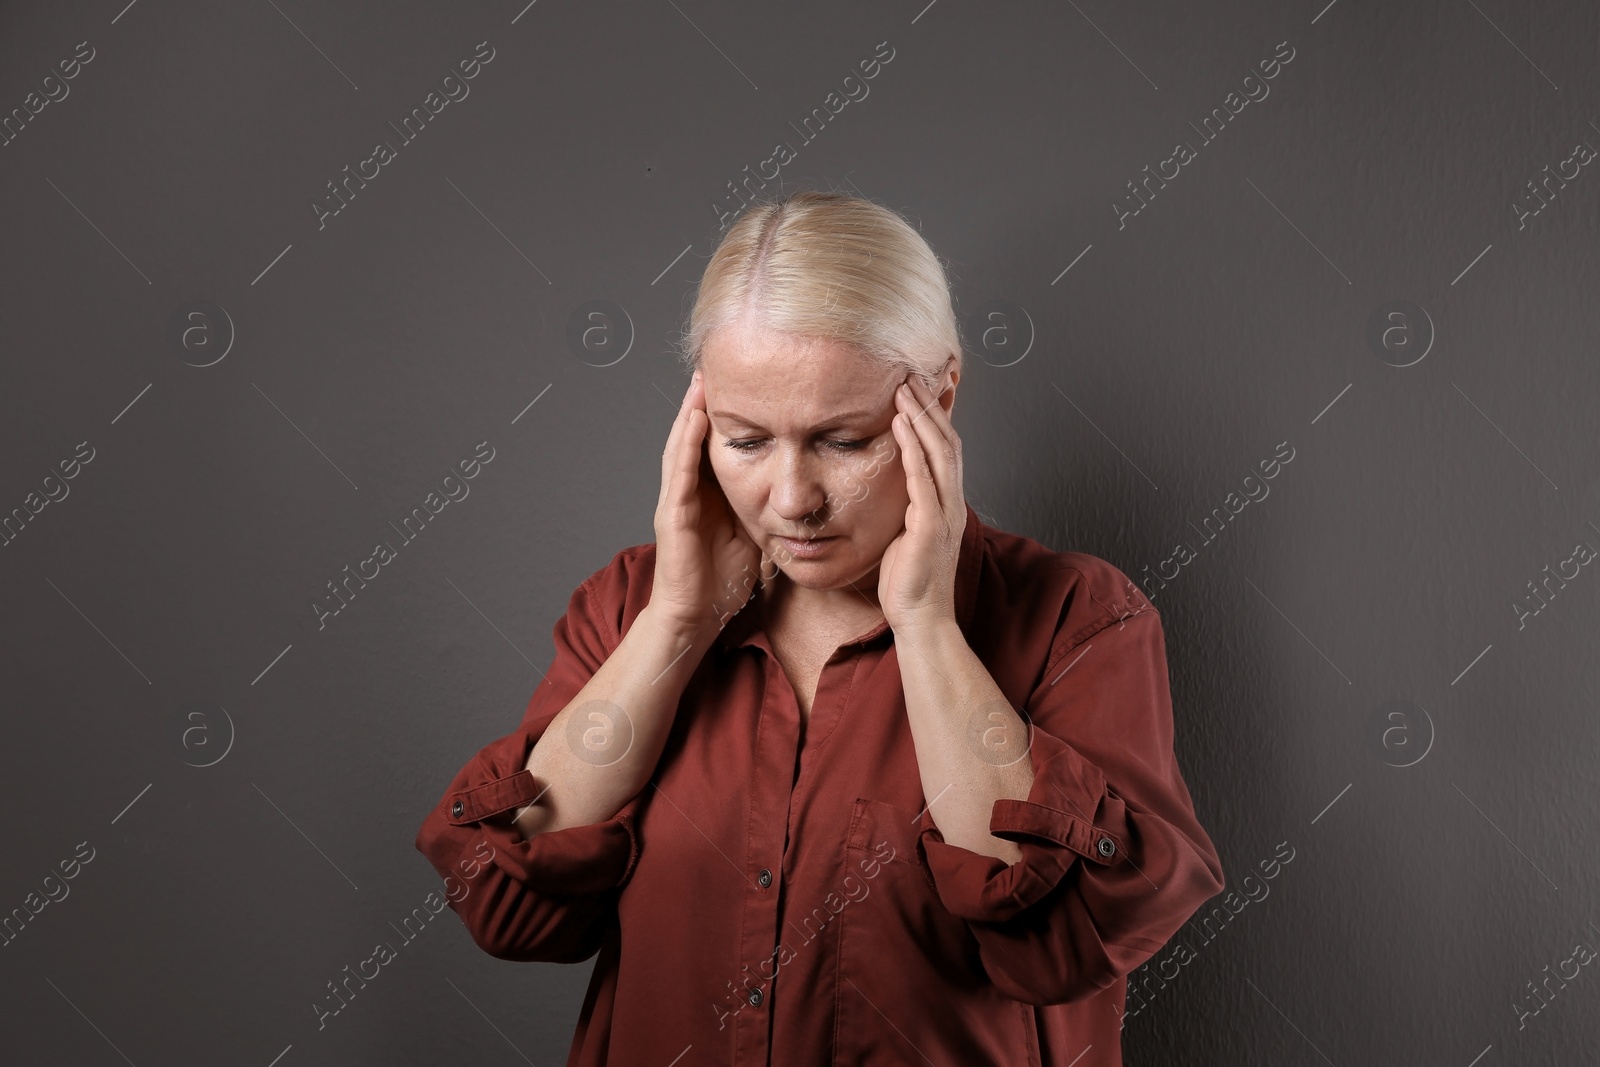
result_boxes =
[2,0,1597,1064]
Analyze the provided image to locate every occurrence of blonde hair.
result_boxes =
[675,190,963,395]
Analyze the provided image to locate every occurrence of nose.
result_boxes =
[767,444,830,531]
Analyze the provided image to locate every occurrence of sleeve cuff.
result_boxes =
[475,807,641,897]
[444,768,548,825]
[917,725,1129,923]
[427,753,640,897]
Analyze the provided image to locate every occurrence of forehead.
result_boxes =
[701,326,893,427]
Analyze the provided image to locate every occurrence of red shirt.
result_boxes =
[415,502,1225,1066]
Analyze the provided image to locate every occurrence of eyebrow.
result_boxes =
[708,410,880,431]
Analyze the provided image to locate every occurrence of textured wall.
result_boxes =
[1,0,1596,1063]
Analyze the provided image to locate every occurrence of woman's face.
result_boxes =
[700,324,956,596]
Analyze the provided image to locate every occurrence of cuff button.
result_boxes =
[451,800,464,818]
[1096,836,1116,858]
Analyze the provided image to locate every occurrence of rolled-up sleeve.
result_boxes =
[414,566,642,964]
[917,604,1225,1005]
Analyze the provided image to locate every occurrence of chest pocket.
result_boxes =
[834,799,1031,1066]
[845,797,934,887]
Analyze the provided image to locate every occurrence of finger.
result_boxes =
[906,372,959,444]
[660,373,704,512]
[662,378,707,515]
[897,379,958,517]
[902,375,959,467]
[659,375,696,509]
[892,409,938,523]
[669,407,709,516]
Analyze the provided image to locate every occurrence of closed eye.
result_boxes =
[724,438,867,453]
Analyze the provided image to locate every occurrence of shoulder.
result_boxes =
[972,519,1159,657]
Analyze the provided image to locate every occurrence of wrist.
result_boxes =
[891,612,961,650]
[640,601,722,648]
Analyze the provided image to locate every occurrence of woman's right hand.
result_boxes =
[651,370,765,633]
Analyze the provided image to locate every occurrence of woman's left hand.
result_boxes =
[878,372,967,637]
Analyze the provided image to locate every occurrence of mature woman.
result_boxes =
[415,190,1224,1066]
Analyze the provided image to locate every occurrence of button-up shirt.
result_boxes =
[415,502,1225,1066]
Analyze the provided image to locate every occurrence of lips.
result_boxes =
[773,534,839,557]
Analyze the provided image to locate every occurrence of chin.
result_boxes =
[772,544,886,589]
[778,566,869,595]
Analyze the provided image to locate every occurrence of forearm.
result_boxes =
[896,619,1035,864]
[513,604,717,840]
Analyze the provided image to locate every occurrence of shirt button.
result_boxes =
[748,988,763,1007]
[450,800,464,818]
[757,868,773,888]
[1096,836,1116,858]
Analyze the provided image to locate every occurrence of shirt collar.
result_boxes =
[715,501,985,652]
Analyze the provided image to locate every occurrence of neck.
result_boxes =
[760,572,883,629]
